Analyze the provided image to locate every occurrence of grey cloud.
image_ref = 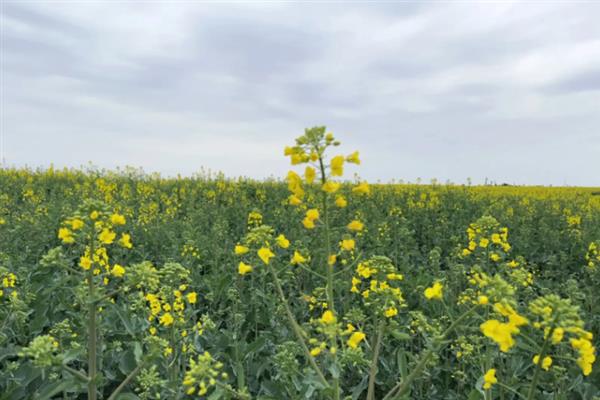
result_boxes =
[2,1,600,185]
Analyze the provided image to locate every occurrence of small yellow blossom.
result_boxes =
[99,228,116,245]
[79,256,92,270]
[186,292,197,304]
[291,251,307,265]
[331,155,345,176]
[340,239,355,251]
[234,245,249,255]
[111,264,125,278]
[384,307,398,318]
[276,234,290,249]
[424,282,443,300]
[322,181,341,193]
[352,182,370,195]
[346,151,360,164]
[305,166,316,184]
[58,228,75,244]
[335,196,348,208]
[533,355,552,370]
[110,213,126,225]
[238,262,253,275]
[347,331,366,348]
[347,220,364,232]
[119,233,132,249]
[483,368,497,389]
[258,247,275,265]
[320,310,336,324]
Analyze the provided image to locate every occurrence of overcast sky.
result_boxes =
[2,1,599,185]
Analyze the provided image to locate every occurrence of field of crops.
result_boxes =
[0,128,598,400]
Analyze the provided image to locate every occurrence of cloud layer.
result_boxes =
[2,1,599,185]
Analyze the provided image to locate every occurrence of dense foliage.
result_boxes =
[1,128,599,399]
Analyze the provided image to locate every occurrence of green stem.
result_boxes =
[62,364,90,382]
[367,321,385,400]
[497,382,527,400]
[318,154,340,400]
[87,237,97,400]
[383,304,479,400]
[267,264,329,388]
[106,361,145,400]
[525,327,554,400]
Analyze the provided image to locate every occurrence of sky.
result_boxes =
[1,1,600,186]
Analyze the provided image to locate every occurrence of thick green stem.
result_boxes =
[267,264,329,388]
[383,304,479,400]
[367,321,385,400]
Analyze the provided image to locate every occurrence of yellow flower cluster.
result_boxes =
[145,285,198,329]
[183,351,228,396]
[351,256,405,318]
[0,271,17,299]
[585,241,600,269]
[529,294,596,376]
[462,218,510,259]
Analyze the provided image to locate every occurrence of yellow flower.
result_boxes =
[110,213,126,225]
[352,182,370,195]
[478,295,489,305]
[533,355,552,370]
[347,220,364,231]
[310,347,322,356]
[331,155,345,176]
[322,181,341,193]
[99,228,116,245]
[234,245,249,255]
[58,228,75,244]
[490,253,500,262]
[238,262,253,275]
[288,195,302,206]
[335,195,347,208]
[346,151,360,164]
[551,327,564,344]
[90,211,99,220]
[186,292,197,304]
[347,331,366,348]
[424,282,443,300]
[159,312,174,326]
[479,238,490,248]
[480,319,518,352]
[276,234,290,249]
[79,256,92,270]
[291,251,307,265]
[468,241,477,251]
[306,209,319,221]
[70,219,84,230]
[119,233,132,249]
[340,239,355,251]
[462,248,471,256]
[302,217,316,229]
[305,166,316,184]
[328,254,337,265]
[320,310,336,324]
[384,307,398,318]
[483,368,497,389]
[570,337,596,376]
[111,264,125,278]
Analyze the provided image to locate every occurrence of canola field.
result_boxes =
[0,128,599,400]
